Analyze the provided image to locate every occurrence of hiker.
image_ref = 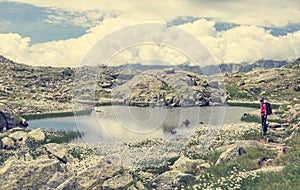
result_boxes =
[260,98,268,136]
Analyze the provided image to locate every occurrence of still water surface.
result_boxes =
[28,106,256,143]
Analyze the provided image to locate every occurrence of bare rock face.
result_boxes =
[150,170,195,190]
[171,155,210,174]
[1,136,14,149]
[0,103,28,131]
[56,158,123,189]
[44,143,69,164]
[102,173,134,189]
[215,141,259,165]
[0,158,64,189]
[28,128,45,142]
[8,131,29,144]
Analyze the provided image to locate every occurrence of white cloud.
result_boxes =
[43,9,106,27]
[3,0,300,27]
[0,18,300,67]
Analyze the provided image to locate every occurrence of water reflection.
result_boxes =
[28,106,255,143]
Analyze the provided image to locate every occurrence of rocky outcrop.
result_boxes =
[28,128,45,142]
[0,158,64,189]
[44,143,70,164]
[171,155,210,173]
[110,69,224,107]
[1,137,14,149]
[224,67,300,102]
[150,171,195,190]
[0,103,28,130]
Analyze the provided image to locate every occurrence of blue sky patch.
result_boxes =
[0,2,89,44]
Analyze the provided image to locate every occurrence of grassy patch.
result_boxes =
[144,156,179,175]
[226,84,253,100]
[201,150,223,164]
[241,114,261,123]
[227,102,260,108]
[227,102,281,109]
[240,129,262,140]
[208,146,276,177]
[68,146,95,160]
[21,109,92,120]
[241,148,300,189]
[26,140,46,159]
[184,146,277,189]
[44,130,83,144]
[241,114,285,124]
[0,152,13,165]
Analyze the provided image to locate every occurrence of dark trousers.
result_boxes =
[261,116,267,135]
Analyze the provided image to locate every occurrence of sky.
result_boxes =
[0,0,300,67]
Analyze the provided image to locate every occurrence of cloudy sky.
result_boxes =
[0,0,300,67]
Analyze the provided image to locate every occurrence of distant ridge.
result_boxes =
[112,59,289,75]
[0,55,14,64]
[283,57,300,69]
[0,55,290,74]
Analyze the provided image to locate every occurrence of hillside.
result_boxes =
[0,56,224,115]
[283,57,300,69]
[224,66,300,103]
[0,55,300,189]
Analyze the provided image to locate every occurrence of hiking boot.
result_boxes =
[262,132,267,136]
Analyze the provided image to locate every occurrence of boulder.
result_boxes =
[44,143,69,164]
[102,173,134,189]
[171,155,210,174]
[164,68,175,74]
[28,128,45,142]
[150,171,195,190]
[9,131,29,144]
[56,157,121,189]
[1,137,15,149]
[0,103,28,130]
[216,141,258,165]
[294,85,300,92]
[0,158,64,189]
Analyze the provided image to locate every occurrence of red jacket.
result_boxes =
[260,103,267,116]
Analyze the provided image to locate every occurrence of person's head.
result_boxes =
[260,98,264,103]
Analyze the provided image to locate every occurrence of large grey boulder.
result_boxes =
[44,143,70,164]
[9,131,29,144]
[150,170,195,190]
[0,158,64,189]
[56,157,122,189]
[28,128,45,142]
[1,136,15,149]
[102,172,134,189]
[170,155,210,174]
[0,103,28,131]
[215,141,259,165]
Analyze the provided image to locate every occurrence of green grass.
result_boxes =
[200,150,223,164]
[26,140,46,159]
[207,146,276,177]
[241,147,300,190]
[225,84,253,100]
[227,101,281,109]
[240,129,262,140]
[241,114,286,124]
[45,130,83,143]
[20,109,92,120]
[0,152,13,165]
[227,102,260,108]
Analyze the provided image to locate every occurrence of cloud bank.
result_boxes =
[0,0,300,67]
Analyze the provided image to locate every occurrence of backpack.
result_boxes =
[265,102,272,115]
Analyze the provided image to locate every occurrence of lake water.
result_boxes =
[28,106,256,143]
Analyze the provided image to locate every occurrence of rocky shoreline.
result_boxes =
[0,111,299,189]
